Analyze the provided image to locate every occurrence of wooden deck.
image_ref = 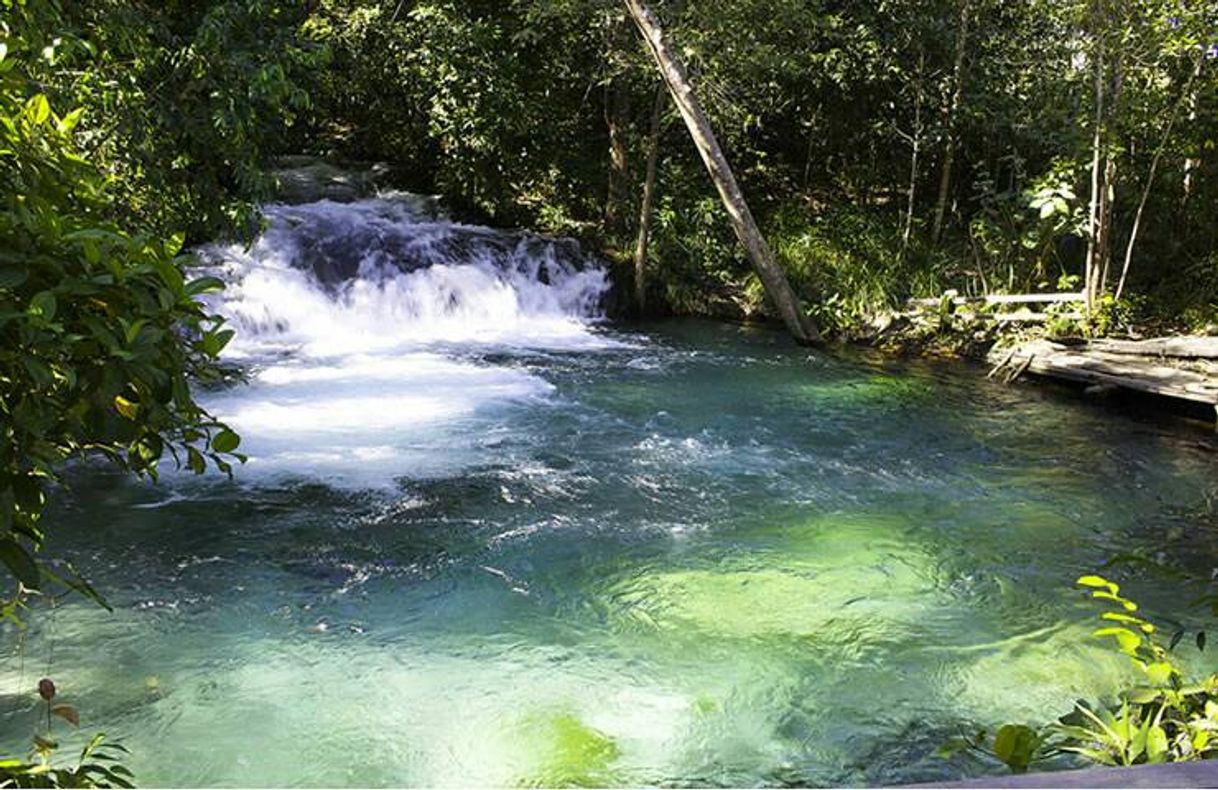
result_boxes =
[987,337,1218,416]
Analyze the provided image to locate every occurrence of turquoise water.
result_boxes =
[3,320,1216,786]
[2,200,1217,786]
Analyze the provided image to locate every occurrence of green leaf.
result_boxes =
[1078,575,1120,595]
[29,290,57,321]
[0,266,28,289]
[993,724,1041,773]
[1146,724,1168,764]
[211,430,240,454]
[40,565,112,612]
[1094,626,1143,654]
[113,395,139,420]
[1145,662,1175,687]
[1091,590,1138,611]
[57,107,84,133]
[185,276,226,297]
[1123,687,1162,705]
[0,537,40,590]
[25,94,51,125]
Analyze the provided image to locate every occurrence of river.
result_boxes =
[3,196,1216,786]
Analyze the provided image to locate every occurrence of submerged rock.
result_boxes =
[270,156,400,205]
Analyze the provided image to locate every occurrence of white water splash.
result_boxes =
[194,196,617,487]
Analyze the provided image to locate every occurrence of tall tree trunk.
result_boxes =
[604,75,632,235]
[931,0,971,244]
[1084,14,1106,313]
[1097,60,1123,297]
[1096,155,1116,296]
[1115,60,1198,301]
[1182,59,1203,206]
[902,48,926,257]
[634,82,665,314]
[622,0,820,344]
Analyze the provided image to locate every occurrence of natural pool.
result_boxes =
[3,199,1217,787]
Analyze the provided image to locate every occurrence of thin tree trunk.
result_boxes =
[634,82,665,313]
[1115,61,1198,301]
[931,0,971,244]
[604,75,632,235]
[1096,155,1116,296]
[902,48,926,256]
[622,0,820,344]
[1084,15,1105,313]
[1183,59,1203,205]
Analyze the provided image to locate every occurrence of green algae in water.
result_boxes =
[606,514,936,641]
[513,712,622,787]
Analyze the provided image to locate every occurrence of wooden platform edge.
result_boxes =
[987,339,1218,418]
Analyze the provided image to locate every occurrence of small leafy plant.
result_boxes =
[0,677,133,788]
[941,574,1218,774]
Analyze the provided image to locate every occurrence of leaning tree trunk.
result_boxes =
[1117,58,1201,301]
[634,82,666,313]
[622,0,820,344]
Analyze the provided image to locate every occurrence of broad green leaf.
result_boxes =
[187,447,206,474]
[1078,575,1119,595]
[1145,662,1175,686]
[993,724,1041,773]
[0,537,39,589]
[211,430,240,453]
[185,276,226,297]
[1146,724,1168,764]
[1094,626,1142,653]
[57,107,84,133]
[29,290,57,321]
[25,94,51,125]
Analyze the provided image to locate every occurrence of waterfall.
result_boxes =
[194,195,619,487]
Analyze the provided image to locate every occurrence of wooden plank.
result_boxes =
[988,339,1218,406]
[962,312,1083,323]
[896,311,1084,323]
[1087,336,1218,360]
[907,292,1084,308]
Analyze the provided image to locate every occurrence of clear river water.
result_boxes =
[3,197,1217,786]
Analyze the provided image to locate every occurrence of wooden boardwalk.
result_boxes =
[987,336,1218,416]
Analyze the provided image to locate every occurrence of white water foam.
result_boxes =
[193,196,616,487]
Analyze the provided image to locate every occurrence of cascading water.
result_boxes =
[195,196,618,486]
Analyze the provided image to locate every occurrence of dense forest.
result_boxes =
[6,0,1218,330]
[3,0,1218,785]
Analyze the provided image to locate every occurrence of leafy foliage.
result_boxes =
[297,0,1218,330]
[941,574,1218,773]
[0,6,250,599]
